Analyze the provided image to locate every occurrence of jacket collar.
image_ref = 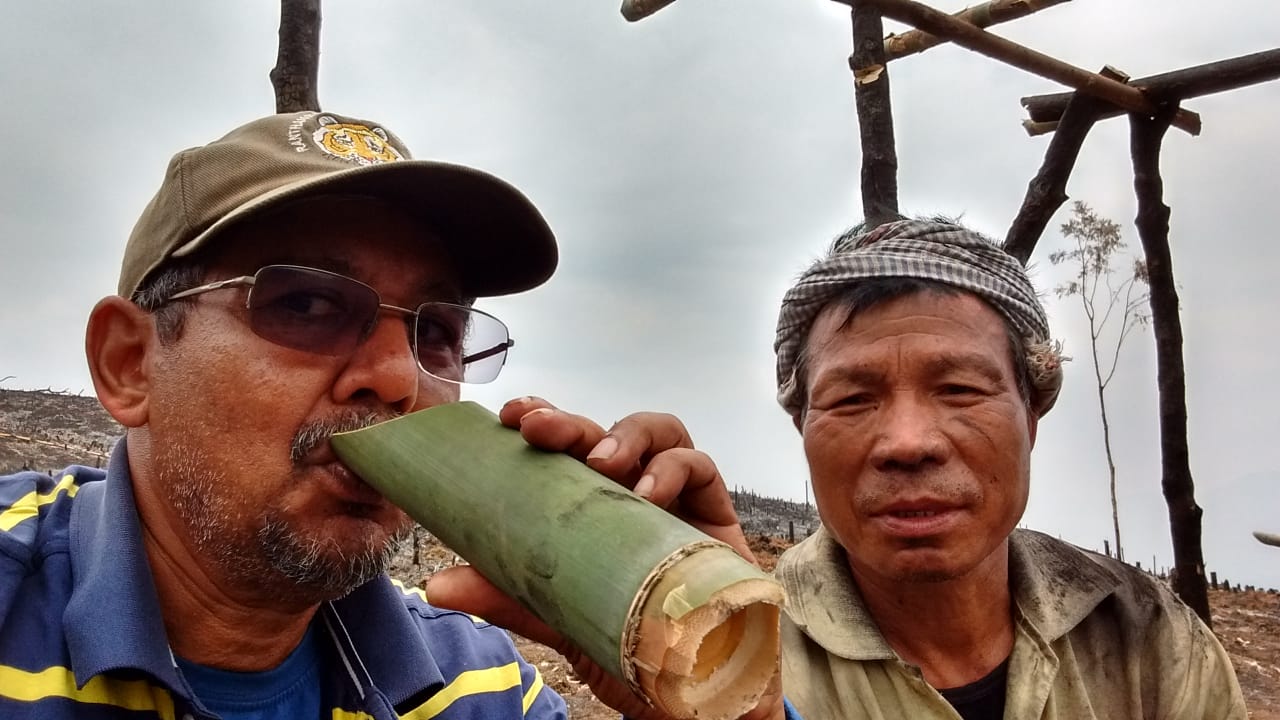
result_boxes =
[776,526,1124,660]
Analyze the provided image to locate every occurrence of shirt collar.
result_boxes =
[1006,529,1121,641]
[776,526,1124,659]
[775,525,896,660]
[64,438,187,691]
[327,577,446,706]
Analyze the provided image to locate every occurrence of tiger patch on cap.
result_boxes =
[312,115,404,166]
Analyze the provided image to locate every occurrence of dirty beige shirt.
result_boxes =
[776,527,1245,720]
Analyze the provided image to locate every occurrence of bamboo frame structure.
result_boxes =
[332,402,784,720]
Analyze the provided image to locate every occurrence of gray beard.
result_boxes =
[157,410,409,603]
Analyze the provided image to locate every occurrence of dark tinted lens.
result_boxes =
[415,304,469,382]
[413,303,511,383]
[246,266,378,355]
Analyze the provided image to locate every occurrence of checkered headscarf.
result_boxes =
[774,219,1063,419]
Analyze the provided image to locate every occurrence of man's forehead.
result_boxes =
[808,291,1008,356]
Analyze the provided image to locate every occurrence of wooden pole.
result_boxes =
[1129,102,1212,627]
[839,0,1196,136]
[1003,69,1117,263]
[1023,48,1280,127]
[620,0,679,21]
[883,0,1071,62]
[270,0,322,113]
[1255,531,1280,548]
[849,3,900,228]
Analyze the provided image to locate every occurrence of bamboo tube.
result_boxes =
[331,401,784,719]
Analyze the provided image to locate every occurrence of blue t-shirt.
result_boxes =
[175,624,321,720]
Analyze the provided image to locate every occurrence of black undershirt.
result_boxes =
[937,659,1009,720]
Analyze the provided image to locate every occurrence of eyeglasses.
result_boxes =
[165,264,514,384]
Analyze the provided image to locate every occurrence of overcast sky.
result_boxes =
[3,1,1278,589]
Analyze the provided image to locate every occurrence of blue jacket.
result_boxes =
[0,442,567,719]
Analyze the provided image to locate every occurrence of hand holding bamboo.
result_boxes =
[331,401,785,720]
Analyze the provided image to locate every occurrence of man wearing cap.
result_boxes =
[768,218,1245,719]
[0,111,764,720]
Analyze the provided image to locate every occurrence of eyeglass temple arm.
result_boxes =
[462,339,515,366]
[167,276,255,301]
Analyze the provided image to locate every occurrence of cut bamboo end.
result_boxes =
[628,544,786,720]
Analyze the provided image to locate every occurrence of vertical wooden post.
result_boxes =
[1129,102,1212,627]
[271,0,323,113]
[849,3,900,227]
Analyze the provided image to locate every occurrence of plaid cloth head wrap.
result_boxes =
[774,219,1063,419]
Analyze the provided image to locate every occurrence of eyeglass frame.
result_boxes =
[162,263,515,384]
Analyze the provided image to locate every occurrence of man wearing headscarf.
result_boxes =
[770,218,1244,719]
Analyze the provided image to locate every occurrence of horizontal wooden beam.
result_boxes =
[1023,48,1280,126]
[884,0,1071,62]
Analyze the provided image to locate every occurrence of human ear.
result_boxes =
[85,296,154,428]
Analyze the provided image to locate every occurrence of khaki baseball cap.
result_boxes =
[119,111,557,298]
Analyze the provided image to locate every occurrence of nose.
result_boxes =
[331,314,454,414]
[867,393,948,471]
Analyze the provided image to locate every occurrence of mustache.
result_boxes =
[290,410,399,465]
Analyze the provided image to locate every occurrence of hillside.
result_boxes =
[2,388,1276,716]
[0,389,118,472]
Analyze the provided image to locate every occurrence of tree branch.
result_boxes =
[850,3,900,228]
[270,0,322,113]
[883,0,1071,62]
[1130,102,1212,626]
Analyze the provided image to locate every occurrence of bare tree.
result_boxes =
[1049,201,1150,563]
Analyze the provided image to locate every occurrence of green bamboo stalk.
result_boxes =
[331,401,783,719]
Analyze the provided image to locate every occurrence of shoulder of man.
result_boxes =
[0,465,104,568]
[1012,529,1246,718]
[0,465,105,678]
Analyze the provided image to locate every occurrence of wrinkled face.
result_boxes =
[144,196,462,602]
[800,291,1036,586]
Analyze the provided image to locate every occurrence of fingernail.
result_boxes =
[505,395,538,408]
[633,474,656,499]
[587,436,618,462]
[520,408,554,424]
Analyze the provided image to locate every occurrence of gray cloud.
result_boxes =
[3,0,1278,588]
